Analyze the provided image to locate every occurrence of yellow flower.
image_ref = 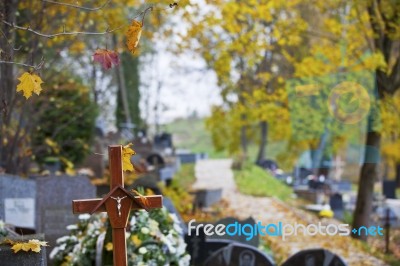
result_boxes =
[105,242,113,251]
[131,235,142,246]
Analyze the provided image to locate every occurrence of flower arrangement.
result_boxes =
[50,207,190,266]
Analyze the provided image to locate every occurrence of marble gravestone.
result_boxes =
[0,174,36,230]
[35,175,96,255]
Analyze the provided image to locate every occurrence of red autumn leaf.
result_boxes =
[93,49,120,70]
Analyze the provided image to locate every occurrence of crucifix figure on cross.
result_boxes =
[72,145,163,266]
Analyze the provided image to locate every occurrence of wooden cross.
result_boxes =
[72,145,163,266]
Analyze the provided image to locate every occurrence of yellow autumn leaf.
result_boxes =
[126,20,142,54]
[122,143,136,172]
[16,72,44,99]
[11,239,47,253]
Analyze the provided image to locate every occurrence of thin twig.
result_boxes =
[1,20,122,39]
[42,0,111,11]
[141,6,154,26]
[0,59,44,70]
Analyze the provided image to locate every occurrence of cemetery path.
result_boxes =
[194,159,389,266]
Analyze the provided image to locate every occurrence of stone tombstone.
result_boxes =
[335,181,352,192]
[0,244,47,266]
[281,249,347,266]
[192,188,222,211]
[146,153,165,167]
[185,228,232,266]
[208,217,259,247]
[154,132,173,150]
[177,153,198,164]
[35,175,96,255]
[159,166,175,183]
[0,174,36,230]
[329,193,344,220]
[203,242,275,266]
[383,180,397,199]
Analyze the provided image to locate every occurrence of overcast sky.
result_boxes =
[139,41,222,125]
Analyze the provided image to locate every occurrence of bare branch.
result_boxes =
[0,58,45,70]
[1,20,122,39]
[42,0,111,11]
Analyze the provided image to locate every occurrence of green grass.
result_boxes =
[233,162,293,202]
[163,117,227,158]
[171,163,196,190]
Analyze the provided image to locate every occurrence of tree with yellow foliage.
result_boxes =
[0,0,178,174]
[176,0,399,242]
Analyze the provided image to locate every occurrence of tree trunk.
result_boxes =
[0,0,18,172]
[352,125,381,241]
[113,35,132,128]
[396,163,400,188]
[256,121,268,163]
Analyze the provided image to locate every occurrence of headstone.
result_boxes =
[159,166,175,183]
[203,242,275,266]
[0,175,36,231]
[0,243,47,266]
[281,249,347,266]
[330,181,351,192]
[208,217,259,247]
[177,153,198,164]
[35,175,96,256]
[154,132,173,150]
[185,228,232,266]
[146,153,165,167]
[329,193,344,220]
[192,188,222,211]
[383,181,397,199]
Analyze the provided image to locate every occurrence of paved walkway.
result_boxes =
[194,159,388,266]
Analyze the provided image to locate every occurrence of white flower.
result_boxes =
[66,224,78,230]
[49,246,60,259]
[179,254,191,266]
[130,216,136,227]
[141,227,150,234]
[138,247,147,254]
[148,219,159,233]
[56,235,70,244]
[0,219,5,230]
[78,214,91,220]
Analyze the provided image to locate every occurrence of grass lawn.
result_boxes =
[171,163,196,190]
[233,162,293,202]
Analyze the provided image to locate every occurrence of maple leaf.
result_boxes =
[122,143,136,172]
[11,239,48,253]
[93,49,120,70]
[16,72,44,99]
[126,20,142,54]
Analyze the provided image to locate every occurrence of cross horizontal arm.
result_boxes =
[72,195,163,214]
